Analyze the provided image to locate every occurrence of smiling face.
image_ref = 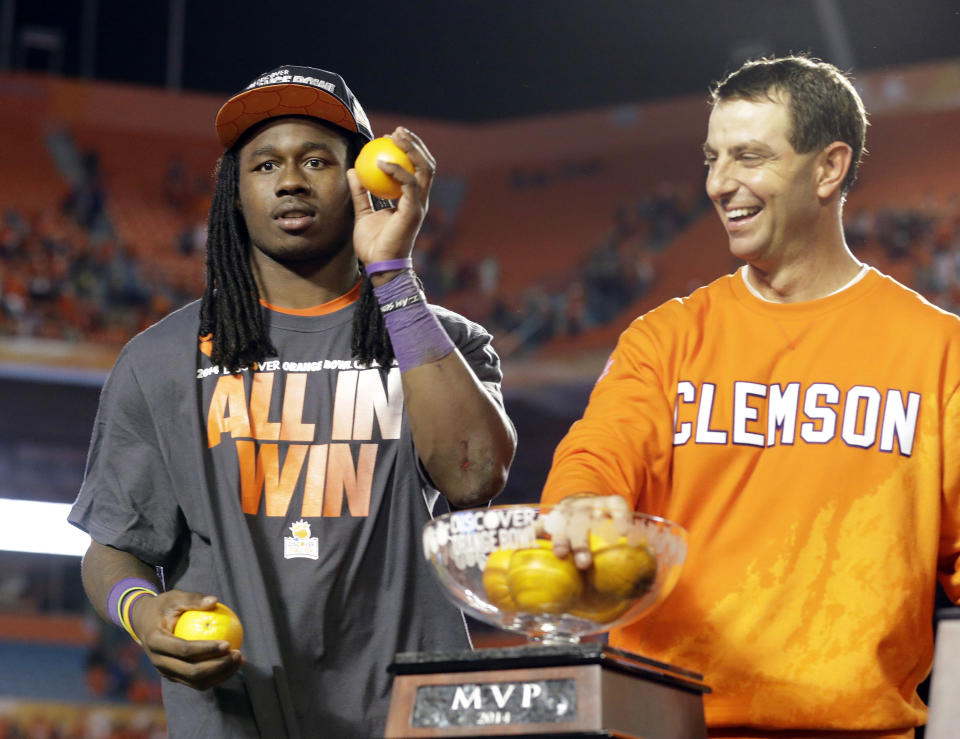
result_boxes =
[703,93,823,268]
[237,117,355,271]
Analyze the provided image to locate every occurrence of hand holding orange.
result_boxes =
[588,533,657,599]
[354,137,415,199]
[174,602,244,650]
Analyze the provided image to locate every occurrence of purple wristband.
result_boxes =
[365,258,413,276]
[107,577,158,627]
[373,272,455,372]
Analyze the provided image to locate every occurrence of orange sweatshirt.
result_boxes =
[542,267,960,737]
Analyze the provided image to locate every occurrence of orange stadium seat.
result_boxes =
[450,136,706,298]
[69,124,218,262]
[0,113,69,217]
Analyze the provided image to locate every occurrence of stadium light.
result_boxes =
[0,498,90,556]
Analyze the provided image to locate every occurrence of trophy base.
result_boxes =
[385,642,709,738]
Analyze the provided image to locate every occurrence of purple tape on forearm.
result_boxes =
[374,272,455,372]
[365,257,413,276]
[107,577,157,627]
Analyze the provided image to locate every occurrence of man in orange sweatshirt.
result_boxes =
[541,55,960,738]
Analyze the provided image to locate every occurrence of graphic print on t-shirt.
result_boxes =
[283,519,319,559]
[202,359,403,520]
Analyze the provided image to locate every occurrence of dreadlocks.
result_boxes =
[198,126,394,372]
[198,149,272,373]
[351,270,394,368]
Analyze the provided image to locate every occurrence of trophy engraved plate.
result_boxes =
[410,676,576,729]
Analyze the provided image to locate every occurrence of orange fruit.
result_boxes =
[482,548,517,612]
[174,603,244,649]
[588,533,657,600]
[354,137,415,199]
[569,586,632,623]
[507,540,582,614]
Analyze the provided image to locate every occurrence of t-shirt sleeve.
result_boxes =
[68,348,183,565]
[435,308,505,407]
[939,382,960,601]
[540,317,676,514]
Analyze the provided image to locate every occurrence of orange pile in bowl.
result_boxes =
[482,535,657,621]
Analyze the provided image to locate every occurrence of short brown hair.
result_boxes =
[711,55,868,194]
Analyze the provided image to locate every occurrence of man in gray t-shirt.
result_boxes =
[69,65,516,738]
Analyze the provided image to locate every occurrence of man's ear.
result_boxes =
[816,141,852,200]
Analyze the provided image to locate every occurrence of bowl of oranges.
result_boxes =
[422,503,687,644]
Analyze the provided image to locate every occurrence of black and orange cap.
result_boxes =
[215,65,375,149]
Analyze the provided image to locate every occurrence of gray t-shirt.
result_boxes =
[69,297,505,738]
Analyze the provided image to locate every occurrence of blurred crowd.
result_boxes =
[82,627,162,707]
[0,205,202,345]
[845,196,960,312]
[493,183,703,354]
[0,709,165,739]
[416,181,706,356]
[0,618,165,738]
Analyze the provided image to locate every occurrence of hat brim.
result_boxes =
[215,83,365,149]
